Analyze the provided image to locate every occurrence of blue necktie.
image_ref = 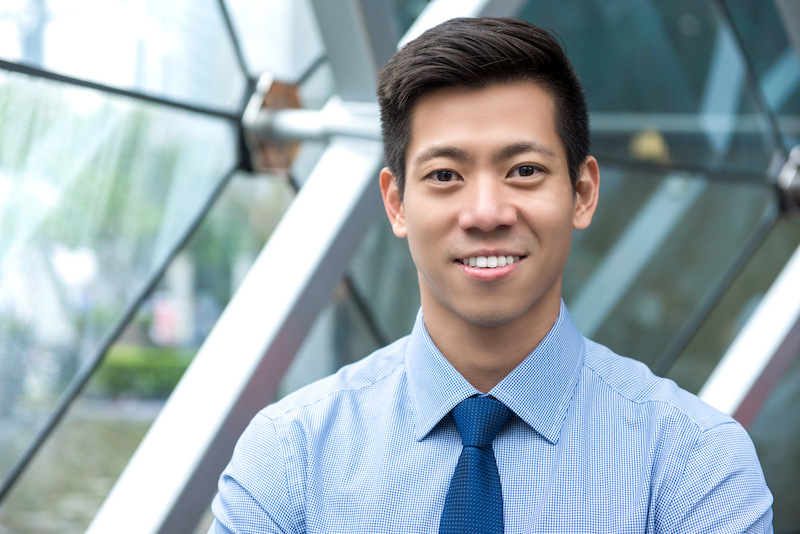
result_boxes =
[439,396,512,534]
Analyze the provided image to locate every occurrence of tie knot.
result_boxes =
[451,396,511,448]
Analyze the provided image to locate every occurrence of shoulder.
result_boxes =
[259,334,410,424]
[580,337,733,433]
[580,339,773,529]
[211,338,411,532]
[222,336,411,508]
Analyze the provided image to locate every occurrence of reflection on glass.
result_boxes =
[391,0,433,35]
[0,174,295,533]
[0,0,246,111]
[223,0,324,81]
[564,165,773,377]
[278,281,383,399]
[518,0,774,174]
[0,70,236,486]
[722,0,800,150]
[749,343,800,532]
[349,217,419,344]
[668,219,800,394]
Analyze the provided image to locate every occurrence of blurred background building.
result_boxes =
[0,0,799,532]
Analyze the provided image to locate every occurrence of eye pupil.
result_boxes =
[518,166,534,176]
[436,170,453,181]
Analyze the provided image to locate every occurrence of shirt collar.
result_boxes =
[405,301,584,444]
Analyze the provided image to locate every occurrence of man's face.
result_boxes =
[380,82,598,331]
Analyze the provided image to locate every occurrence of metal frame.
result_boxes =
[309,0,397,102]
[86,137,385,534]
[0,162,241,502]
[20,0,797,530]
[0,59,241,122]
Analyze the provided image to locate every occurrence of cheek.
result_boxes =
[403,204,451,268]
[528,197,575,234]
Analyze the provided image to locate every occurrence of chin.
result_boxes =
[458,306,526,328]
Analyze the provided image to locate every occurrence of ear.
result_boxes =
[573,156,600,230]
[379,167,407,238]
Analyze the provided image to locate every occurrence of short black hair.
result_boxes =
[376,17,590,198]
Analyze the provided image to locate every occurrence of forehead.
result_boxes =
[405,82,566,167]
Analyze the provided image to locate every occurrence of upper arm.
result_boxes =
[662,421,773,534]
[209,414,300,534]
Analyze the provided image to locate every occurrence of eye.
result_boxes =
[429,170,456,182]
[509,165,542,179]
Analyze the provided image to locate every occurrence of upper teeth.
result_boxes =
[461,255,521,268]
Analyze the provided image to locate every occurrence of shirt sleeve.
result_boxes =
[663,421,773,533]
[208,413,299,534]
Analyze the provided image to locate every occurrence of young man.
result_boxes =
[210,17,773,533]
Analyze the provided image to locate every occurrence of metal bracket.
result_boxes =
[249,97,380,143]
[778,144,800,216]
[241,72,303,173]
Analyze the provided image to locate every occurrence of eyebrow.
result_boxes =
[410,141,558,168]
[411,146,473,168]
[494,142,557,162]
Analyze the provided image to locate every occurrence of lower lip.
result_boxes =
[456,259,521,281]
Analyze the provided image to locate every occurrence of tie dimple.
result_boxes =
[451,396,512,448]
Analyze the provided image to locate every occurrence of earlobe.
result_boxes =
[573,156,600,230]
[379,167,408,238]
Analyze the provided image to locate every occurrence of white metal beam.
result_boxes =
[86,137,384,534]
[309,0,398,102]
[401,0,527,46]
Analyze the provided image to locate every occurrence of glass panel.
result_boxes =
[563,166,773,374]
[0,0,246,111]
[749,341,800,532]
[278,282,383,399]
[668,218,800,394]
[722,0,800,150]
[223,0,325,82]
[517,0,774,175]
[349,216,419,344]
[0,70,236,485]
[0,173,295,533]
[391,0,433,35]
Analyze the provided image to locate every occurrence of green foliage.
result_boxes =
[89,344,195,399]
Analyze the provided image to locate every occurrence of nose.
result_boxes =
[457,178,518,232]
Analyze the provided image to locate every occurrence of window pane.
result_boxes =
[721,0,800,150]
[518,0,775,175]
[0,70,236,486]
[749,341,800,532]
[391,0,432,35]
[278,283,383,399]
[349,217,419,344]
[563,166,773,375]
[0,0,246,111]
[223,0,324,81]
[0,173,295,533]
[667,218,800,394]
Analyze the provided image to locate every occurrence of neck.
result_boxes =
[421,290,562,393]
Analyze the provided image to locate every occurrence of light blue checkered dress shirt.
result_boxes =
[210,302,773,533]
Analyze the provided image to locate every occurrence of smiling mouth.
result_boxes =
[458,255,523,268]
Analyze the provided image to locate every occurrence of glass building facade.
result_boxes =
[0,0,799,532]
